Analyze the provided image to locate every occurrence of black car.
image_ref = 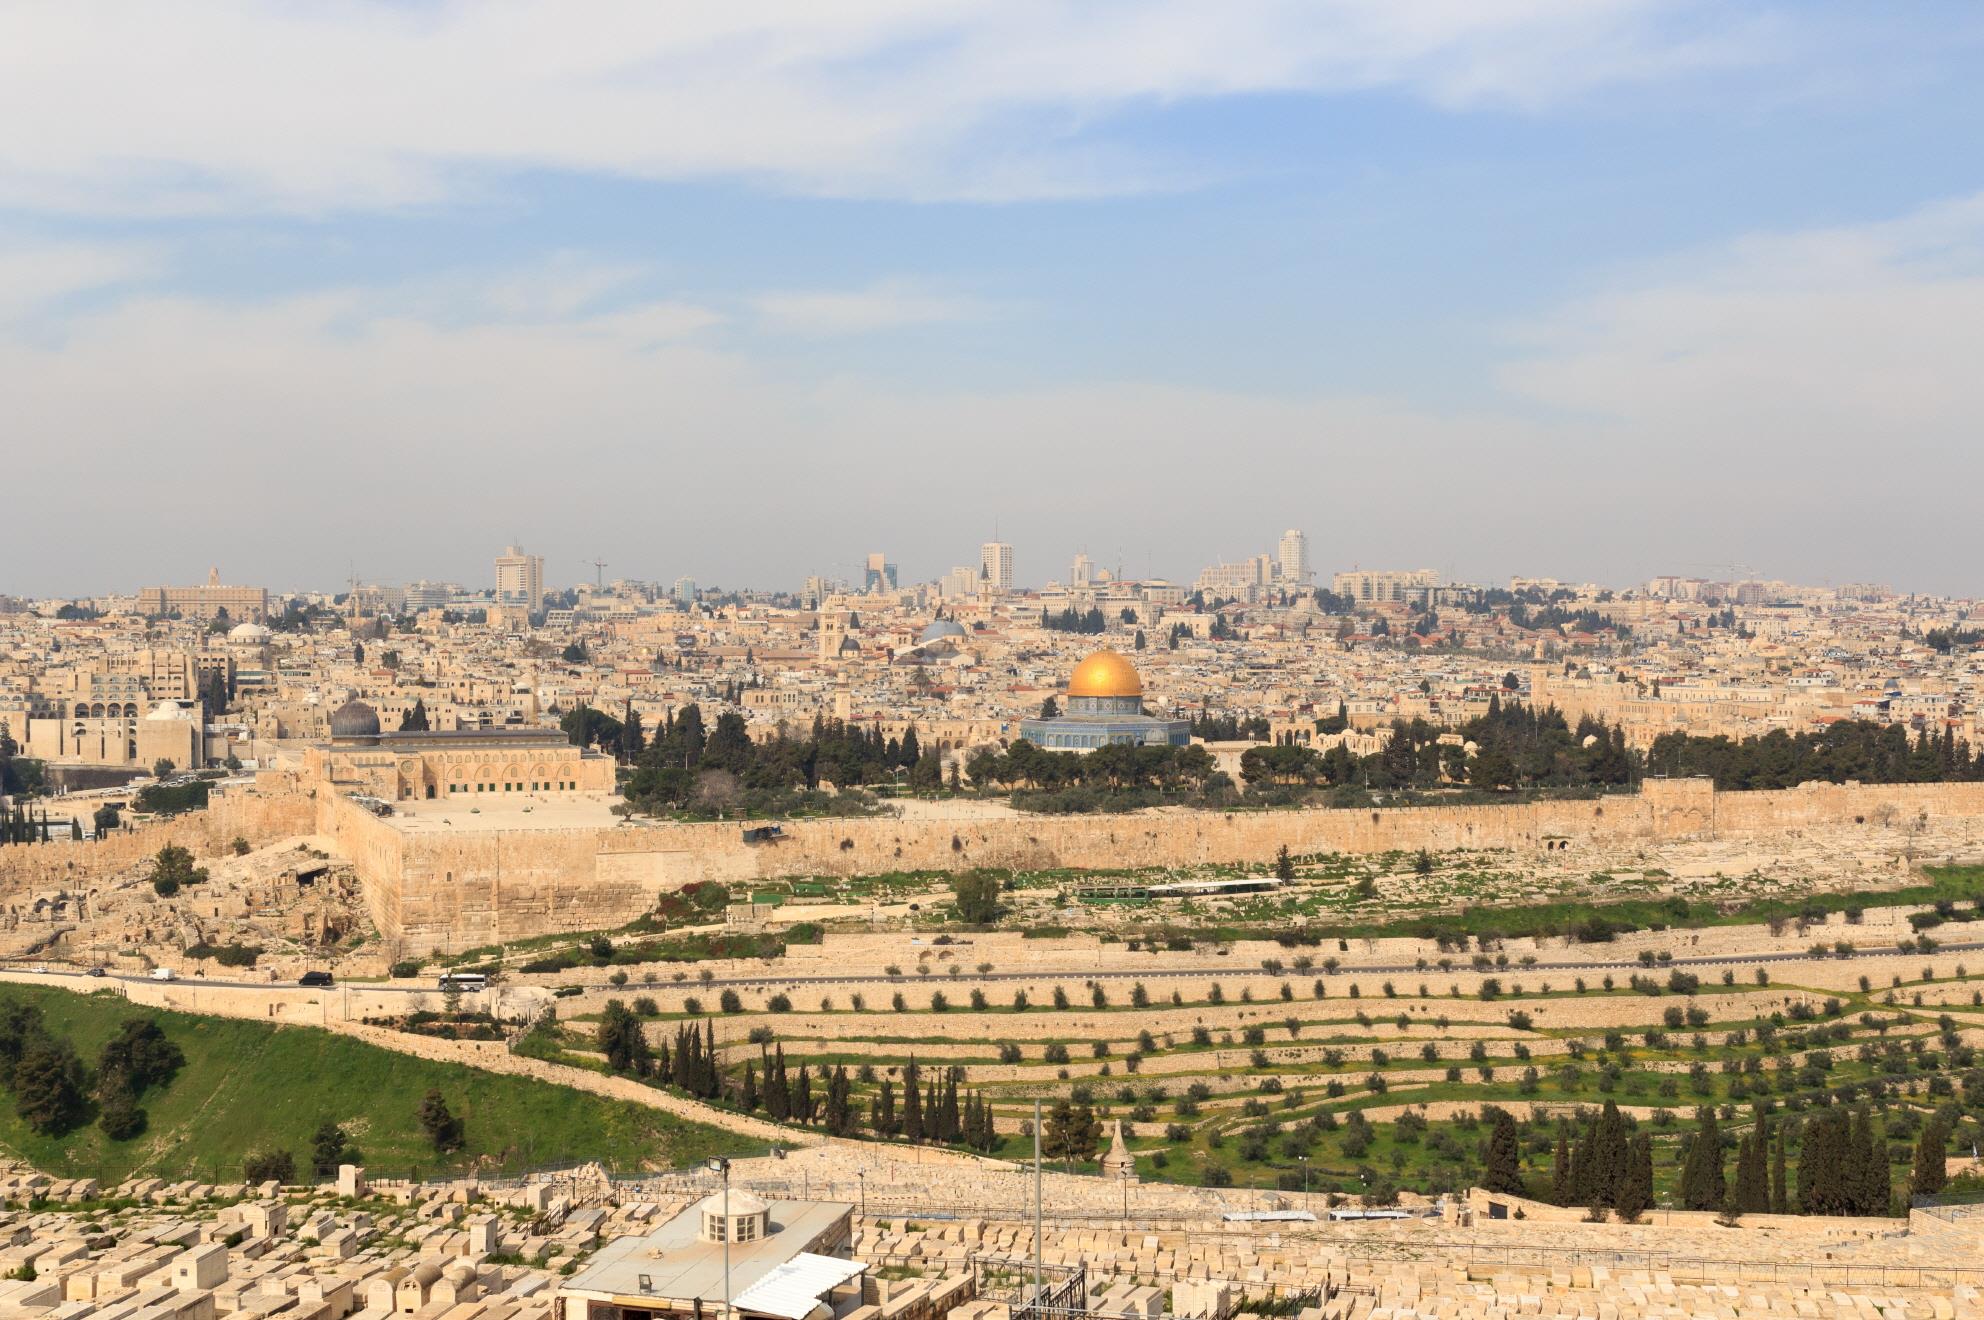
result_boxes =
[85,967,106,978]
[298,970,335,987]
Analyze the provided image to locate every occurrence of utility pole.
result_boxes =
[707,1157,731,1320]
[1032,1097,1043,1308]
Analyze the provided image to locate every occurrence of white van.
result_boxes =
[150,967,177,981]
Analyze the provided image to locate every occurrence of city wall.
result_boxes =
[319,777,1984,953]
[0,790,316,897]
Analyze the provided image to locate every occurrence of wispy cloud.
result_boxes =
[0,234,156,323]
[750,281,987,336]
[9,190,1984,595]
[0,0,1772,215]
[1500,190,1984,442]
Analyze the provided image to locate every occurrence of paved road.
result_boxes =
[14,935,1983,997]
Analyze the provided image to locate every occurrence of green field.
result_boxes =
[0,984,750,1184]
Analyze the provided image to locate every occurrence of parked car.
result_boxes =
[298,970,335,987]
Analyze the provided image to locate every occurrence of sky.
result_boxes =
[4,1,1983,599]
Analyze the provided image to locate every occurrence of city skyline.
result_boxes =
[4,3,1983,598]
[0,538,1916,606]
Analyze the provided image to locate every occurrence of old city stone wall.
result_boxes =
[0,790,316,898]
[20,777,1982,954]
[337,777,1984,952]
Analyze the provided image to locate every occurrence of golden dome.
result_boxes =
[1067,649,1143,699]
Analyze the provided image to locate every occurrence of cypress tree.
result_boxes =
[1910,1117,1948,1199]
[1803,1110,1848,1215]
[1735,1120,1770,1213]
[902,1058,924,1142]
[1613,1135,1653,1223]
[1550,1128,1572,1205]
[1570,1115,1598,1206]
[1857,1119,1888,1214]
[766,1046,790,1122]
[741,1061,759,1112]
[794,1064,814,1123]
[1592,1101,1628,1208]
[825,1065,851,1135]
[703,1021,722,1098]
[1770,1123,1788,1214]
[1854,1110,1890,1216]
[940,1067,962,1143]
[871,1076,896,1135]
[1484,1109,1524,1195]
[1680,1107,1725,1211]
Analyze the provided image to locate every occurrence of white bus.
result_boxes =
[436,971,488,993]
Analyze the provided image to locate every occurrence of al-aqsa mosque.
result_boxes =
[1018,649,1191,751]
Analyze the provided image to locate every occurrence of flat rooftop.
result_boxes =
[380,793,625,834]
[562,1200,853,1305]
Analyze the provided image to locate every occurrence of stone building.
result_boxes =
[301,698,615,803]
[16,700,200,771]
[134,568,269,621]
[557,1196,859,1320]
[1017,650,1189,750]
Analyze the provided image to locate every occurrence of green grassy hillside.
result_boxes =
[0,984,748,1184]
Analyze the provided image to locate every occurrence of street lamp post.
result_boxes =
[858,1170,866,1220]
[707,1157,731,1320]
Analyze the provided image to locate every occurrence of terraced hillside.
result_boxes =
[501,860,1984,1213]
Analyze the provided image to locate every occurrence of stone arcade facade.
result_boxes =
[301,699,615,803]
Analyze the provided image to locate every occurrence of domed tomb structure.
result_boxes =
[1017,648,1189,751]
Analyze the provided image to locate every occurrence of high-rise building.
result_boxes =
[1070,553,1094,587]
[403,581,458,612]
[1194,556,1276,601]
[1277,529,1310,586]
[864,553,898,594]
[494,545,544,611]
[673,576,698,607]
[980,541,1014,593]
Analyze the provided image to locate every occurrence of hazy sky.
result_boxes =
[4,2,1983,599]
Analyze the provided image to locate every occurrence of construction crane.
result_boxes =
[590,558,608,589]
